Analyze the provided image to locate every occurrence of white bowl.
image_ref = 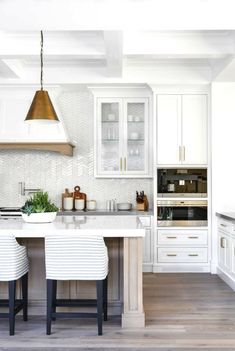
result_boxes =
[22,212,57,223]
[117,203,132,211]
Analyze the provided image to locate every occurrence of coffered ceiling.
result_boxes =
[0,30,235,85]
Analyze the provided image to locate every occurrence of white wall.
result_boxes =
[211,82,235,269]
[0,86,153,209]
[212,83,235,212]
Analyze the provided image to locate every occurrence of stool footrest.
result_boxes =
[52,312,97,319]
[55,299,97,307]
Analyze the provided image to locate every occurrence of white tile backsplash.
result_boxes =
[0,87,153,209]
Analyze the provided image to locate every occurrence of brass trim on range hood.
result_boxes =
[0,142,74,156]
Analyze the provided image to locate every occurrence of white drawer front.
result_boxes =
[158,247,208,263]
[158,230,207,246]
[218,219,232,233]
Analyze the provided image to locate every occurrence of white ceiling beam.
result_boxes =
[103,31,123,77]
[0,59,19,78]
[123,31,235,57]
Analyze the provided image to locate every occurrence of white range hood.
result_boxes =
[0,87,74,156]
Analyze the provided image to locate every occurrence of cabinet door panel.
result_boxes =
[218,230,231,272]
[97,99,123,175]
[182,95,207,165]
[231,239,235,278]
[157,95,181,165]
[123,98,149,175]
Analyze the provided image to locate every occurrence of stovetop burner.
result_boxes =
[0,207,22,212]
[0,207,22,218]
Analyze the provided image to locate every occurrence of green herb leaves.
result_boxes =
[21,191,59,216]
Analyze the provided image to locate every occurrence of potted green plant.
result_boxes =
[21,191,59,223]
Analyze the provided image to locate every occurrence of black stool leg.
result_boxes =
[46,279,53,335]
[8,280,16,336]
[52,280,57,321]
[22,273,28,322]
[96,280,103,336]
[103,277,108,321]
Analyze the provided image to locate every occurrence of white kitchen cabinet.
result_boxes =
[154,228,209,272]
[158,229,208,246]
[218,230,231,273]
[157,94,208,165]
[158,247,208,263]
[95,97,151,177]
[230,238,235,279]
[182,95,207,164]
[138,216,153,272]
[157,95,181,165]
[216,218,235,291]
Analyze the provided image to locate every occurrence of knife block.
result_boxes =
[136,195,149,211]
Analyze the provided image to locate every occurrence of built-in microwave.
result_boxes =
[157,168,207,198]
[157,200,208,227]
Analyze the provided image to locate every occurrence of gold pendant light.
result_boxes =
[25,31,59,123]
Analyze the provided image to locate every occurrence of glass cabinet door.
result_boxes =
[124,98,149,174]
[97,99,122,175]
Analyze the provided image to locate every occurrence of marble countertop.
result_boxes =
[0,215,145,238]
[216,212,235,223]
[58,209,153,216]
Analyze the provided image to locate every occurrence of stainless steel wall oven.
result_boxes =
[157,200,208,227]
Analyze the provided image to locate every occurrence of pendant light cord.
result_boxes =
[40,30,43,91]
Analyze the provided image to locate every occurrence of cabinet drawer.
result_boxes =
[158,247,208,263]
[218,219,232,233]
[158,230,207,246]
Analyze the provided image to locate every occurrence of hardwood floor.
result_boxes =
[1,273,235,350]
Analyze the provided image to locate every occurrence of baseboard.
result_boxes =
[153,264,211,273]
[27,300,122,316]
[142,263,153,273]
[217,267,235,291]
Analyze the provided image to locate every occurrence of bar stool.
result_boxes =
[0,234,29,335]
[45,233,108,336]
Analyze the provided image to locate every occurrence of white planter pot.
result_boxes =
[22,212,57,223]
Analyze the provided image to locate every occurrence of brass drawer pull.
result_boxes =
[220,223,227,227]
[188,254,199,257]
[167,254,177,257]
[124,157,127,171]
[166,236,177,239]
[188,236,199,239]
[220,237,226,248]
[120,158,122,171]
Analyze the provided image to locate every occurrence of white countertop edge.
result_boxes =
[3,229,145,238]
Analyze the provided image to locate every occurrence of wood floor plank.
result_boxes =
[1,273,235,350]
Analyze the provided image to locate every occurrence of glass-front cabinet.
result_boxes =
[96,97,150,177]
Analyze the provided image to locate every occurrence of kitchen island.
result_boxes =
[0,215,145,328]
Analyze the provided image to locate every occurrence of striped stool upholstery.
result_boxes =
[45,233,109,335]
[0,234,29,335]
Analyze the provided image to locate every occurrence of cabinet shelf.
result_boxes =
[102,139,119,142]
[127,121,144,123]
[102,120,118,123]
[128,139,144,142]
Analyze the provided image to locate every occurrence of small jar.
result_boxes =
[63,197,73,211]
[86,200,96,211]
[75,199,85,211]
